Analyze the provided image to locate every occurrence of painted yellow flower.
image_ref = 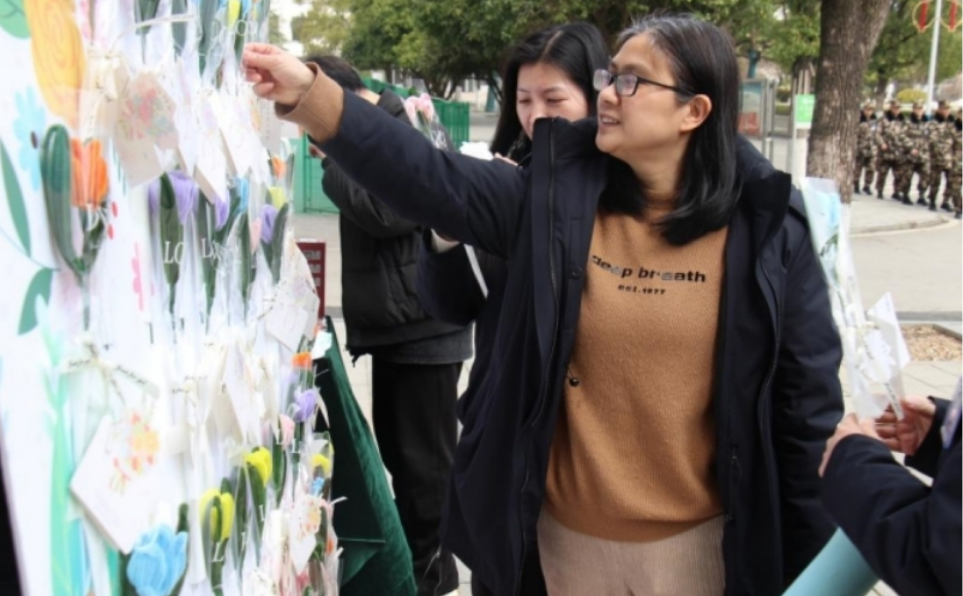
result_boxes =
[269,186,287,208]
[311,453,332,477]
[227,0,241,28]
[24,0,86,130]
[244,447,272,488]
[199,489,235,541]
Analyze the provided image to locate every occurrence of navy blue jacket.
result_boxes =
[415,235,507,421]
[822,399,962,596]
[319,89,844,596]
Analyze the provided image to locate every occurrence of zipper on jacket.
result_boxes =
[515,122,560,596]
[726,445,741,523]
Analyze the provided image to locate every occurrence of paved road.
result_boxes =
[851,220,962,317]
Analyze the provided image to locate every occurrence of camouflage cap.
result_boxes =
[862,100,874,109]
[888,99,901,108]
[937,100,950,110]
[912,101,925,109]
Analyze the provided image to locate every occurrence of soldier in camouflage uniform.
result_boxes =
[854,101,877,194]
[927,100,955,211]
[948,109,962,219]
[897,101,930,207]
[875,100,904,200]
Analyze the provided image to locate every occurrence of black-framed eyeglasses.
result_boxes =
[593,69,692,97]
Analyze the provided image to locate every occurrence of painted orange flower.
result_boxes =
[25,0,86,130]
[70,138,108,209]
[271,155,286,180]
[292,352,312,369]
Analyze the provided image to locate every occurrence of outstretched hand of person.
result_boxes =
[875,395,936,456]
[242,43,315,106]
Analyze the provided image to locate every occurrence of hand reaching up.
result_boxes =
[242,43,315,106]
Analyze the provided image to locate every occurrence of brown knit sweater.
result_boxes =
[545,206,728,542]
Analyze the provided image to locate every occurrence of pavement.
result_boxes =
[292,139,961,596]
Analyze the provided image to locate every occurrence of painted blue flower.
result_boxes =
[12,89,47,191]
[126,525,188,596]
[311,477,325,497]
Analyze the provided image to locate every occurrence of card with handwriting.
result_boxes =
[70,414,162,553]
[288,493,325,574]
[194,92,229,204]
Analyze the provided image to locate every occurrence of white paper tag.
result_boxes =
[310,331,332,361]
[266,303,310,352]
[942,378,962,449]
[114,132,164,187]
[224,347,260,443]
[288,493,325,573]
[194,91,229,203]
[867,293,911,368]
[69,416,161,553]
[212,92,254,177]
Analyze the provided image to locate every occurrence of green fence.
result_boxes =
[295,79,471,214]
[294,136,338,214]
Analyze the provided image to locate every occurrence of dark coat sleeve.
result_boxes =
[317,91,526,259]
[321,157,419,239]
[772,204,845,583]
[822,434,961,596]
[416,232,486,327]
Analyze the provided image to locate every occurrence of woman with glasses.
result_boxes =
[245,12,842,596]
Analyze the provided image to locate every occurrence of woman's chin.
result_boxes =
[595,131,619,156]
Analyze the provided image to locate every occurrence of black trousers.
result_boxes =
[372,358,461,596]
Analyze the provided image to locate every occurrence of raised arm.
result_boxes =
[243,44,526,258]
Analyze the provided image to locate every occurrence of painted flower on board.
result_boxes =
[24,0,86,129]
[69,138,109,209]
[12,89,47,190]
[125,525,188,596]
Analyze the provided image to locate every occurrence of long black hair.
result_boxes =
[490,22,609,160]
[602,13,742,246]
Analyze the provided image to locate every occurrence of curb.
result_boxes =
[934,324,963,341]
[851,215,951,236]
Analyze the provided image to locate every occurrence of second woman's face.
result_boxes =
[516,62,590,140]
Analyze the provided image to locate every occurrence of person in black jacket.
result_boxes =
[416,20,607,462]
[303,55,472,596]
[246,14,843,595]
[416,24,608,596]
[820,392,962,596]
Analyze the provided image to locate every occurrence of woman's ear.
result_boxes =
[680,94,712,132]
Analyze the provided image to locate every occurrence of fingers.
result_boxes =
[902,395,935,415]
[252,81,276,99]
[879,438,901,451]
[875,423,897,439]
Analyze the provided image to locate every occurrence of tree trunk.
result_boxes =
[874,75,889,110]
[806,0,891,203]
[485,72,504,108]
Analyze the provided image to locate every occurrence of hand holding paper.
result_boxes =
[875,396,936,456]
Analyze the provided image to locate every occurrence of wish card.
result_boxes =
[70,414,162,553]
